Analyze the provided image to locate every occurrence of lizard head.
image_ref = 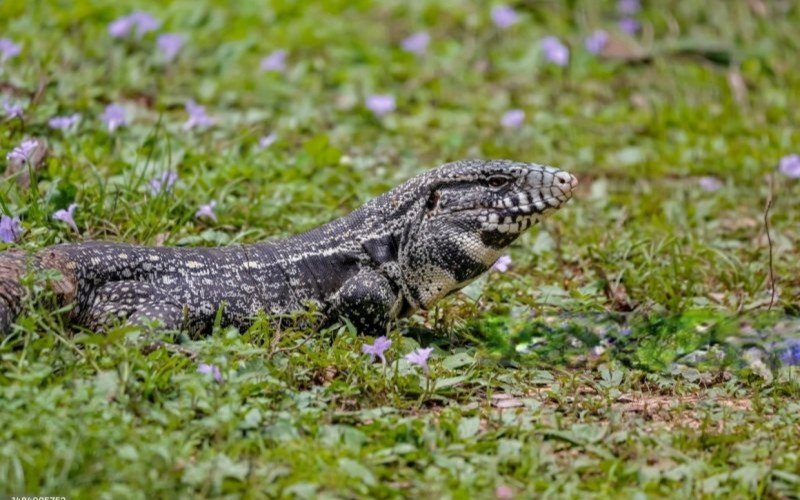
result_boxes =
[393,159,578,310]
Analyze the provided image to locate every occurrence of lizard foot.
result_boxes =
[333,270,399,336]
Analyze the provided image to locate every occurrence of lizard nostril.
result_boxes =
[554,171,578,190]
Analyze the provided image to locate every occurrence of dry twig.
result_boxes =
[764,173,776,310]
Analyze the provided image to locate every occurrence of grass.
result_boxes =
[2,0,800,497]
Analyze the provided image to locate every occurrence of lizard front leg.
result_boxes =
[332,270,400,335]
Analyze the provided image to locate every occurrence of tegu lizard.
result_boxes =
[0,159,577,336]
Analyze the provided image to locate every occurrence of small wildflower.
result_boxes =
[108,16,134,38]
[6,138,38,163]
[541,36,569,66]
[697,176,722,192]
[157,33,184,62]
[183,100,214,130]
[48,113,81,131]
[0,38,21,62]
[619,327,632,337]
[101,104,127,132]
[779,154,800,178]
[585,30,609,54]
[258,133,277,150]
[617,0,641,15]
[491,5,518,29]
[197,363,223,382]
[3,100,23,119]
[109,11,160,39]
[195,201,217,222]
[495,485,514,499]
[130,12,159,36]
[779,340,800,367]
[149,171,178,194]
[53,203,79,233]
[401,32,430,55]
[500,110,524,129]
[362,336,392,364]
[0,215,22,243]
[492,255,512,272]
[405,347,433,375]
[365,94,396,117]
[618,17,640,34]
[260,50,287,72]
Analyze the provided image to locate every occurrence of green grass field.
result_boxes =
[2,0,800,497]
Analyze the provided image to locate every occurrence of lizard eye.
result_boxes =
[488,176,510,188]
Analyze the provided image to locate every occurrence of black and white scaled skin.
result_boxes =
[0,159,578,336]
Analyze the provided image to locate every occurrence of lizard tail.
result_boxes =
[0,248,78,334]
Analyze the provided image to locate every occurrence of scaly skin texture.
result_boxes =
[0,159,577,335]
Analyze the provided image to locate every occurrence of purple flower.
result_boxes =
[365,94,396,117]
[260,50,287,72]
[48,113,81,131]
[779,340,800,367]
[157,33,184,62]
[149,171,178,194]
[197,363,223,382]
[698,176,722,192]
[779,154,800,178]
[108,11,161,38]
[500,109,524,129]
[541,36,569,66]
[401,32,430,55]
[618,17,640,34]
[109,11,160,39]
[619,327,632,337]
[491,255,512,272]
[0,38,21,62]
[101,104,127,132]
[3,100,23,119]
[6,138,39,163]
[195,201,217,222]
[617,0,641,15]
[406,347,433,375]
[108,16,134,38]
[183,100,214,130]
[53,203,79,233]
[362,336,392,364]
[585,30,609,54]
[491,5,518,29]
[0,215,22,243]
[130,12,160,36]
[258,133,277,150]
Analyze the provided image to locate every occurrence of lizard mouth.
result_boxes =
[478,191,574,234]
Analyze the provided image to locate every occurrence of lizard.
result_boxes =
[0,159,578,336]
